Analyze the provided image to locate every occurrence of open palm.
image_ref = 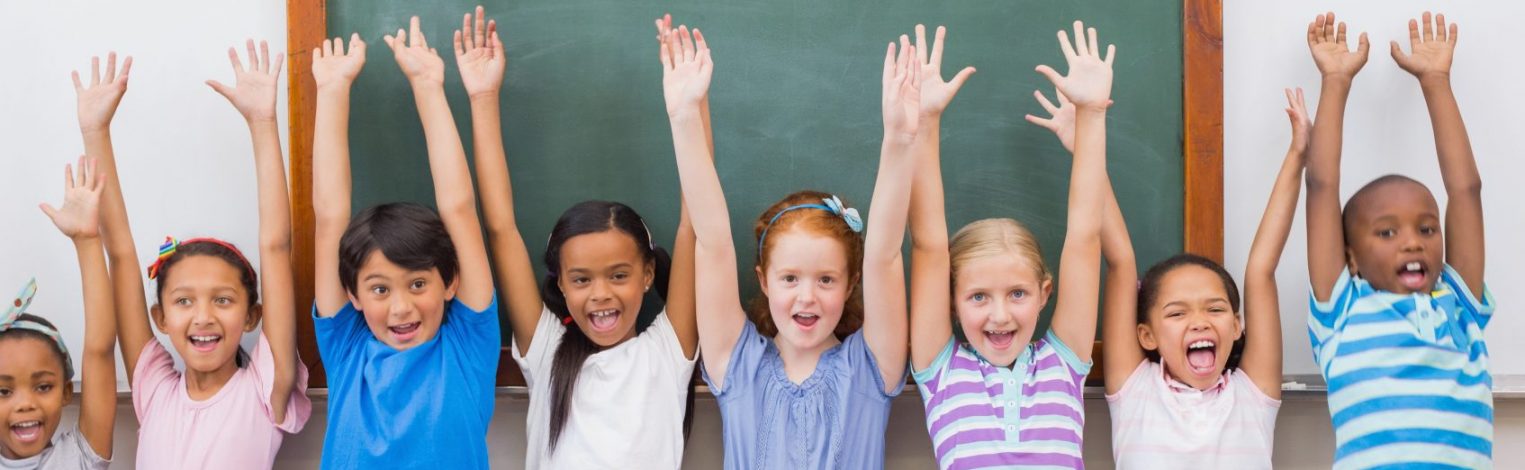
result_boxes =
[1035,21,1114,110]
[1306,12,1369,78]
[454,6,505,97]
[73,53,132,132]
[208,40,284,122]
[882,36,920,136]
[312,34,366,89]
[659,25,712,116]
[1391,12,1455,79]
[914,25,975,117]
[386,16,446,87]
[41,157,104,241]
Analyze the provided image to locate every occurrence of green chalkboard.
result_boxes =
[329,0,1184,345]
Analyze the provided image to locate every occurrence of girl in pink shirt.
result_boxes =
[1029,85,1308,468]
[91,43,311,469]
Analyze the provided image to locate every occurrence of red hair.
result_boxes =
[748,190,865,338]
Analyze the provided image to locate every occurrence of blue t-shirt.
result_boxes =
[702,321,905,470]
[1309,266,1494,469]
[313,296,500,469]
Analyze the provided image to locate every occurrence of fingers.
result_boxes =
[1035,90,1059,114]
[474,6,487,50]
[207,80,233,99]
[1087,27,1099,58]
[1336,21,1347,46]
[228,47,245,73]
[63,162,76,191]
[105,52,118,83]
[1024,114,1056,131]
[897,35,911,79]
[947,66,975,92]
[1408,18,1421,48]
[883,41,895,80]
[914,24,929,66]
[489,21,501,58]
[694,28,708,55]
[1284,87,1296,108]
[1104,44,1116,65]
[1325,12,1337,42]
[410,16,426,49]
[659,29,674,70]
[461,13,474,51]
[454,30,465,57]
[1071,21,1088,56]
[1422,11,1433,42]
[349,33,365,55]
[72,71,83,92]
[1034,64,1063,87]
[247,39,260,71]
[680,25,695,62]
[91,56,100,86]
[1390,40,1406,63]
[1437,13,1450,43]
[119,56,133,83]
[270,52,286,76]
[1448,22,1458,44]
[1307,16,1319,47]
[1057,29,1077,60]
[1355,32,1369,56]
[260,41,273,73]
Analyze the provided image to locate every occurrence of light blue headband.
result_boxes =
[757,195,864,254]
[1,278,74,380]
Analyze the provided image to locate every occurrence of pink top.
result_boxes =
[132,334,311,469]
[1106,360,1279,469]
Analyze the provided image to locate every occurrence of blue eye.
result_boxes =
[1010,290,1026,300]
[970,293,987,302]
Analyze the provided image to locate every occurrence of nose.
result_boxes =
[589,279,614,303]
[987,298,1015,324]
[1401,232,1425,252]
[794,282,819,308]
[388,292,413,317]
[10,389,38,413]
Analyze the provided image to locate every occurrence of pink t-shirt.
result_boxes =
[1106,360,1279,469]
[132,334,311,469]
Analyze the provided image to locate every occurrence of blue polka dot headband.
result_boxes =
[1,278,74,380]
[757,195,864,254]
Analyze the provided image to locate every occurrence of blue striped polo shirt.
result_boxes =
[1308,265,1494,469]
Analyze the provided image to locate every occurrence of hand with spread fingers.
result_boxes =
[208,39,285,122]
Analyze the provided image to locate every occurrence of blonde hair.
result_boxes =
[949,218,1051,289]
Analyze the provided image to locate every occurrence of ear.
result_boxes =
[1344,247,1360,277]
[1039,278,1055,305]
[755,265,768,293]
[444,275,460,301]
[150,304,169,332]
[346,290,362,312]
[643,260,656,291]
[1137,323,1159,352]
[244,303,264,333]
[1234,313,1245,341]
[59,380,73,406]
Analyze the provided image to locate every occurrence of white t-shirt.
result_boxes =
[512,307,696,469]
[0,424,107,470]
[1107,360,1280,469]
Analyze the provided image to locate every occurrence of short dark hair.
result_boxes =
[1137,253,1244,370]
[339,203,459,296]
[1342,174,1430,245]
[0,313,74,381]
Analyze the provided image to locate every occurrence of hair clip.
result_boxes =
[147,236,180,280]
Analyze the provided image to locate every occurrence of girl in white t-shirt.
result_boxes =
[1028,86,1310,468]
[462,9,701,468]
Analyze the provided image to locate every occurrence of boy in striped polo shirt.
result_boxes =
[1303,11,1494,469]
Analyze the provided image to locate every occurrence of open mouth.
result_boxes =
[1186,339,1218,376]
[985,329,1016,350]
[9,420,42,443]
[792,312,820,330]
[1397,261,1429,291]
[388,322,421,342]
[587,309,621,332]
[188,334,223,353]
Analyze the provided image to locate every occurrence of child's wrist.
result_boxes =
[1418,73,1452,89]
[667,105,703,121]
[71,234,102,246]
[468,91,501,106]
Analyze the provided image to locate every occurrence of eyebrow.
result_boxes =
[31,370,57,378]
[1162,298,1230,309]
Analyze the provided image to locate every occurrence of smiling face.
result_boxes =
[1138,265,1241,390]
[348,250,455,350]
[953,254,1052,367]
[152,255,259,376]
[1344,180,1444,294]
[0,337,71,460]
[757,231,853,352]
[557,230,653,347]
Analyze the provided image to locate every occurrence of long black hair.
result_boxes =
[541,200,692,451]
[153,239,258,368]
[1137,253,1245,370]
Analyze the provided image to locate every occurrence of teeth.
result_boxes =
[1406,262,1422,272]
[12,421,40,428]
[985,330,1013,335]
[589,309,617,318]
[794,313,817,318]
[190,335,219,342]
[1189,340,1215,349]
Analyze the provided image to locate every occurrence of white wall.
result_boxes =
[0,1,288,387]
[1223,2,1524,375]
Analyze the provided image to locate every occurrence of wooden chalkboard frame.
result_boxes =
[285,0,1224,388]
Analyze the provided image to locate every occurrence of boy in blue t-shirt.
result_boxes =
[308,15,501,469]
[1302,12,1494,469]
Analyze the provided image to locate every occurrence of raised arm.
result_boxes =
[73,53,152,379]
[387,16,494,311]
[908,25,975,371]
[311,35,366,317]
[40,158,116,459]
[660,26,741,384]
[1240,88,1309,399]
[860,33,921,391]
[1028,89,1139,393]
[1391,12,1484,297]
[655,14,702,358]
[207,40,300,422]
[1304,12,1369,301]
[454,7,540,352]
[1034,21,1115,361]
